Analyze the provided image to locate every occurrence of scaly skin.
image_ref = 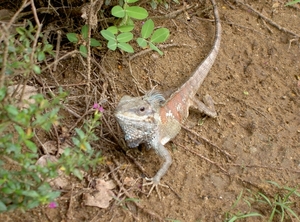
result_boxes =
[115,0,221,197]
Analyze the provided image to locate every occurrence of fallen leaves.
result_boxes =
[83,179,116,209]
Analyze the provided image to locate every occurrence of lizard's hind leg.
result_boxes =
[191,94,217,118]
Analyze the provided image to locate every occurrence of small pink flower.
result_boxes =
[48,201,58,208]
[93,103,104,112]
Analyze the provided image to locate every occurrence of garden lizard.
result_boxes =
[115,0,221,197]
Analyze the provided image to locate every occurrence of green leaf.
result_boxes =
[112,5,125,18]
[126,0,139,3]
[0,201,7,212]
[149,1,157,9]
[16,27,25,35]
[37,51,45,61]
[0,87,7,101]
[27,200,40,209]
[79,45,87,57]
[100,30,115,41]
[66,33,78,43]
[285,0,300,6]
[149,42,163,55]
[73,168,83,180]
[43,43,53,52]
[118,25,134,32]
[81,25,89,39]
[6,105,19,116]
[33,65,41,74]
[117,32,133,43]
[150,28,169,43]
[14,125,25,137]
[22,190,39,198]
[126,6,148,20]
[118,42,134,53]
[75,128,85,140]
[72,137,80,147]
[137,37,147,48]
[25,140,37,153]
[107,40,117,50]
[141,19,154,39]
[107,26,118,34]
[90,38,101,47]
[1,187,14,194]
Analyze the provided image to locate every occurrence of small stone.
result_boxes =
[249,146,258,154]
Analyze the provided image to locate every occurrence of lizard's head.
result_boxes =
[114,92,165,148]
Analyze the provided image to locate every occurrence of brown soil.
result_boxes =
[1,0,300,221]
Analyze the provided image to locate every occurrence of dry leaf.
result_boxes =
[123,177,136,187]
[36,155,58,166]
[36,155,70,189]
[42,141,58,155]
[7,85,38,108]
[84,179,116,209]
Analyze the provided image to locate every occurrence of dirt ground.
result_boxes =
[1,0,300,221]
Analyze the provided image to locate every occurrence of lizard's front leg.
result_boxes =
[144,142,172,198]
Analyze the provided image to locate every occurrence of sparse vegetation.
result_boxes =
[225,182,300,222]
[0,16,102,212]
[100,0,170,54]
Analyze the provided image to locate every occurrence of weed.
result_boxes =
[225,182,300,221]
[0,19,102,212]
[225,190,262,221]
[66,24,101,57]
[100,0,170,54]
[285,0,300,6]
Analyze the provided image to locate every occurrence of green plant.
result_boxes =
[254,181,300,222]
[67,24,101,57]
[101,0,170,54]
[0,20,102,212]
[1,20,53,75]
[225,182,300,222]
[137,19,169,55]
[285,0,300,6]
[101,26,135,53]
[225,190,262,222]
[111,0,148,26]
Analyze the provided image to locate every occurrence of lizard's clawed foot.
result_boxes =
[143,177,169,199]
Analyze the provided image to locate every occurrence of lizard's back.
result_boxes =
[158,0,221,144]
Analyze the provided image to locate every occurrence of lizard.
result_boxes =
[114,0,221,197]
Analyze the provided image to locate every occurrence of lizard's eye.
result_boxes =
[139,107,145,112]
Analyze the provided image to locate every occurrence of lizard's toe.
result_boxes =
[143,177,169,199]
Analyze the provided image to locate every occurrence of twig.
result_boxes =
[53,30,62,72]
[129,43,188,61]
[41,50,80,72]
[0,0,30,87]
[175,142,229,174]
[150,3,199,19]
[67,108,94,133]
[0,27,8,88]
[181,124,235,160]
[0,0,30,41]
[30,0,42,64]
[228,163,300,174]
[66,184,75,220]
[108,163,164,222]
[235,0,300,38]
[86,7,92,93]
